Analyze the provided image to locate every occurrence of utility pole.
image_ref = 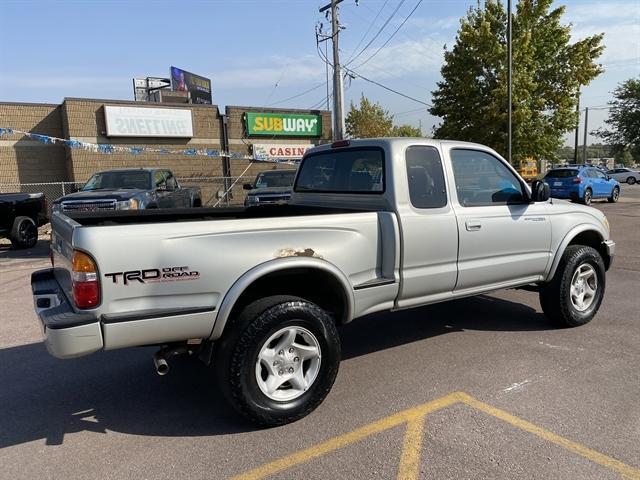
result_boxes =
[573,96,580,163]
[582,107,589,164]
[325,41,330,111]
[507,0,512,164]
[320,0,345,140]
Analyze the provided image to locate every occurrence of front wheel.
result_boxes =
[608,186,620,203]
[539,245,606,327]
[214,295,340,426]
[627,177,636,185]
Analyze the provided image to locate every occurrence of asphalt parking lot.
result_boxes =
[1,185,639,479]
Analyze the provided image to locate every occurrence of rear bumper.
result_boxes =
[31,269,103,359]
[549,188,580,200]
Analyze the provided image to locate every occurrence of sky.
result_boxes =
[0,0,638,146]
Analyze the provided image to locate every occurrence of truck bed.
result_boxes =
[66,204,375,226]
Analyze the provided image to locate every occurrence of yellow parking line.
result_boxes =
[397,416,426,480]
[232,391,640,480]
[231,392,460,480]
[458,393,640,480]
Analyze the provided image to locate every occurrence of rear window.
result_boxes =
[295,148,384,194]
[545,169,578,178]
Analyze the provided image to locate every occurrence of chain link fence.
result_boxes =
[0,176,256,208]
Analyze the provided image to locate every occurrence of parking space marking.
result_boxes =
[231,392,459,480]
[397,417,426,480]
[232,391,640,480]
[458,392,640,480]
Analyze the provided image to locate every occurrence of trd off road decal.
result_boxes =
[105,266,200,285]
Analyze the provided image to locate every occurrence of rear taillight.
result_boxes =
[331,140,350,148]
[72,250,100,309]
[572,177,582,184]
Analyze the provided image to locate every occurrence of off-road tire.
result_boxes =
[9,216,38,249]
[608,186,619,203]
[214,295,340,427]
[539,245,605,327]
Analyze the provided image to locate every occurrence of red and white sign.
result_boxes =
[253,143,313,159]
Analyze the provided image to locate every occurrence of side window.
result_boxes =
[405,146,447,208]
[164,171,177,189]
[594,170,607,179]
[154,170,167,188]
[450,149,525,207]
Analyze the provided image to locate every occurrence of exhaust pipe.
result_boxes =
[153,351,169,376]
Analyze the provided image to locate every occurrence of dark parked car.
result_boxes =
[0,192,48,248]
[544,166,620,205]
[243,169,297,206]
[51,168,202,213]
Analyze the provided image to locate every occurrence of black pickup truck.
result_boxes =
[0,192,48,248]
[51,168,202,214]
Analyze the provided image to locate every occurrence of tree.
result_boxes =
[429,0,604,163]
[594,77,640,161]
[614,149,634,167]
[390,124,423,137]
[345,95,393,138]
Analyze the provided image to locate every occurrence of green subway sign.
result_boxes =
[246,112,322,137]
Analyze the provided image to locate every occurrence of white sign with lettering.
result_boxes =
[253,143,314,159]
[105,106,193,138]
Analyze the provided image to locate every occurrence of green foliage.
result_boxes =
[345,95,393,138]
[346,95,424,138]
[429,0,604,163]
[614,149,634,167]
[594,77,640,160]
[390,124,423,137]
[556,143,615,162]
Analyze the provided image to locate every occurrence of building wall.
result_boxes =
[0,102,67,184]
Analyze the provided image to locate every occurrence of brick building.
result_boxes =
[0,98,331,204]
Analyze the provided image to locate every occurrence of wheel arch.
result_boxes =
[209,257,355,341]
[545,225,611,281]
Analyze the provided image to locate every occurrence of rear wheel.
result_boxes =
[627,177,636,185]
[214,295,340,426]
[582,188,592,205]
[608,186,620,203]
[539,245,605,327]
[9,216,38,249]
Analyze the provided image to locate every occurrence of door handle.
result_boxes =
[465,220,482,231]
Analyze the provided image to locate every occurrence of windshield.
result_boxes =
[545,169,578,178]
[82,171,151,191]
[295,148,384,193]
[254,171,296,189]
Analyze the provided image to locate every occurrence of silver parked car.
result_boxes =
[607,167,640,185]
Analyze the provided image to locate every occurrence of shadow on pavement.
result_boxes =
[0,240,50,260]
[0,294,550,448]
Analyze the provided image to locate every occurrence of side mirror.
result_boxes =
[530,180,550,202]
[243,183,253,190]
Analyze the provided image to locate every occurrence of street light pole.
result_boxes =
[507,0,512,164]
[582,107,589,164]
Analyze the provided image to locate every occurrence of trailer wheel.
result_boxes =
[215,295,340,427]
[10,216,38,249]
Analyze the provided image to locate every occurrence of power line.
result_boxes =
[343,66,430,106]
[352,0,424,70]
[268,83,326,106]
[344,0,390,64]
[346,0,407,66]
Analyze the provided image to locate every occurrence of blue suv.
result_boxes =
[544,166,620,205]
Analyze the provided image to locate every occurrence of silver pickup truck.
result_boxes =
[32,138,615,426]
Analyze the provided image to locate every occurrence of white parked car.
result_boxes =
[607,168,640,185]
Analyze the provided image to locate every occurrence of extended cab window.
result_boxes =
[406,146,447,208]
[451,149,525,206]
[154,171,167,188]
[295,148,384,193]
